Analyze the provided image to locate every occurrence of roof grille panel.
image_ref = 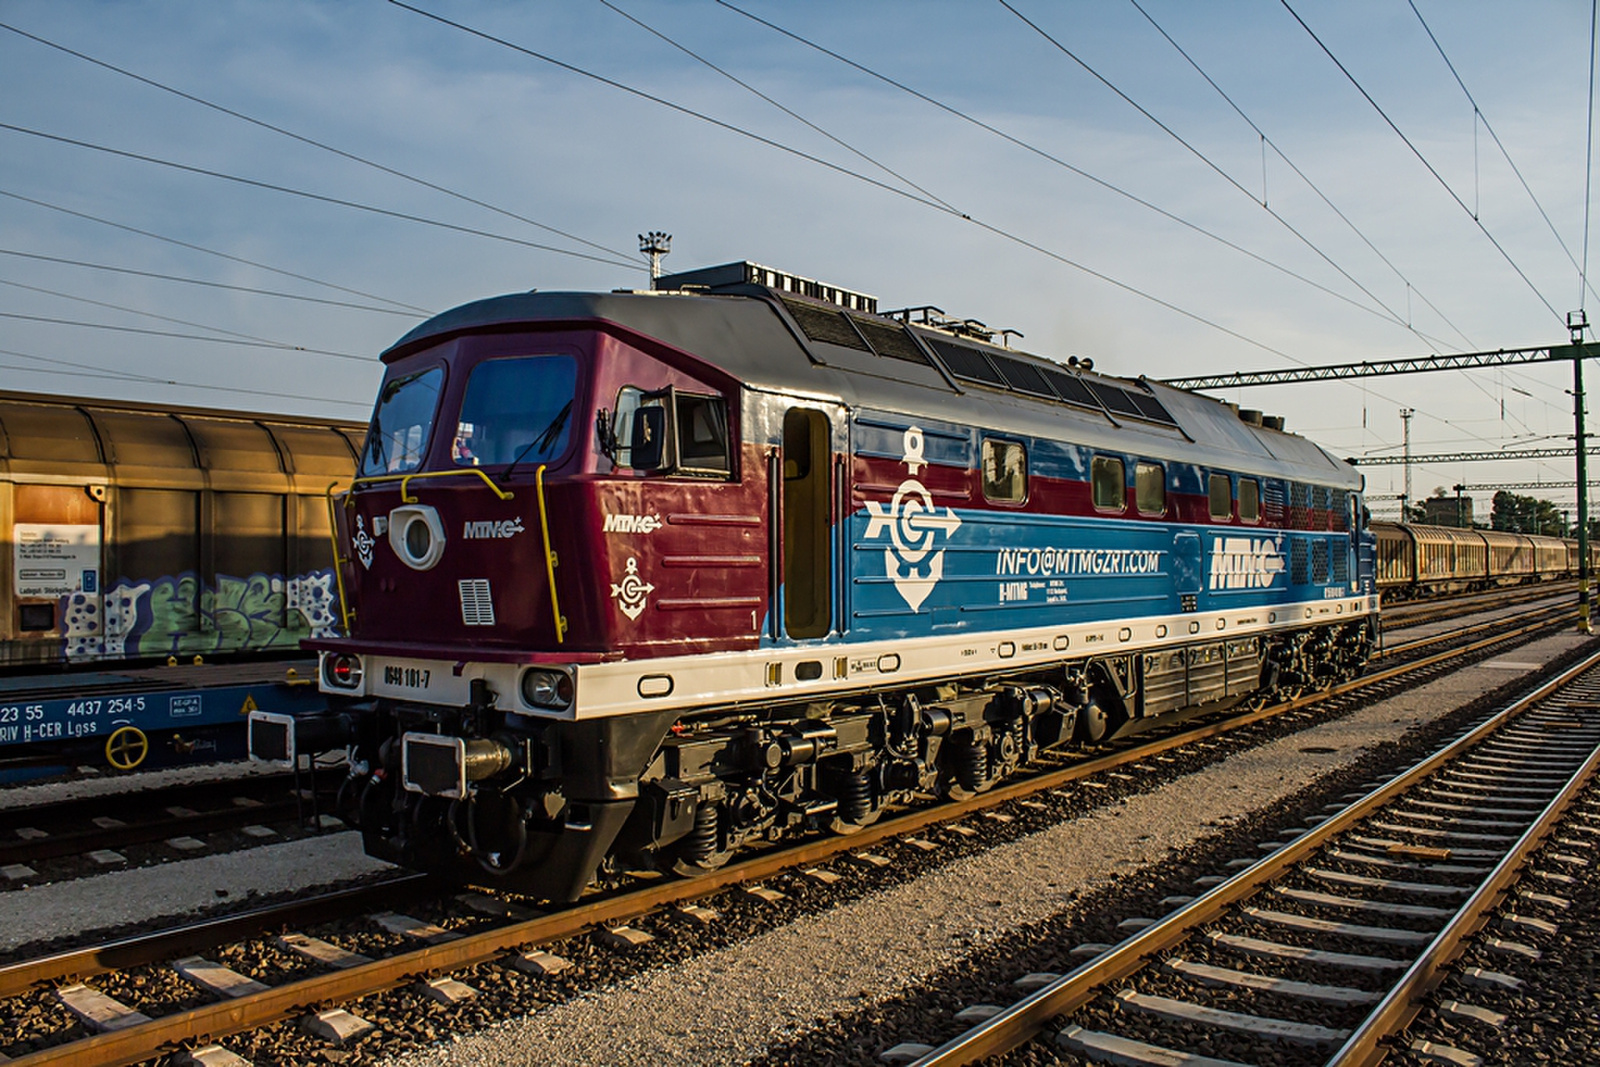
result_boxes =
[1087,380,1144,417]
[851,317,932,365]
[989,354,1056,398]
[1126,390,1177,425]
[781,297,870,351]
[926,338,1005,385]
[1039,368,1099,409]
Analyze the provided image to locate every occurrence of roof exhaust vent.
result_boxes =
[1261,415,1285,431]
[1239,409,1264,426]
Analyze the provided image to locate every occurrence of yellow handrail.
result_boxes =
[344,466,514,505]
[324,482,355,635]
[535,464,567,643]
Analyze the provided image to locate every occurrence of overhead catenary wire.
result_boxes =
[594,0,961,216]
[1406,0,1600,315]
[0,187,432,314]
[1121,0,1544,438]
[0,276,354,349]
[1278,0,1566,327]
[0,19,642,270]
[386,0,1317,365]
[1126,0,1477,353]
[707,0,1547,452]
[0,311,375,363]
[0,123,643,271]
[997,0,1464,352]
[0,248,419,316]
[0,346,373,410]
[709,0,1459,351]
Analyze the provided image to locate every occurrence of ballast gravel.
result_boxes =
[384,632,1595,1067]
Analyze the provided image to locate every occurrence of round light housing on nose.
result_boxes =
[323,652,364,690]
[388,504,446,571]
[520,667,574,710]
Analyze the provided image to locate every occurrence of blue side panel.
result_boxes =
[0,682,325,752]
[849,508,1360,642]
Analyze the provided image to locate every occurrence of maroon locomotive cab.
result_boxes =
[327,325,765,659]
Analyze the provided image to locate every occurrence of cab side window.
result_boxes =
[675,393,730,475]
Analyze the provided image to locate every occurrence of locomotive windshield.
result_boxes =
[361,366,443,476]
[451,354,578,467]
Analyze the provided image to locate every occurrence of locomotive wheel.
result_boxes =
[104,726,149,771]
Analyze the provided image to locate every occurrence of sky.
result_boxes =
[2,0,1598,524]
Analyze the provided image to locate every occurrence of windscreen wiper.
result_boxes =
[501,400,573,482]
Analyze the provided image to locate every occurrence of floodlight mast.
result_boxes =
[640,231,672,282]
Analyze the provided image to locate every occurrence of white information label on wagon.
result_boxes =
[14,523,100,598]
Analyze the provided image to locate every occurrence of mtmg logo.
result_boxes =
[1208,536,1285,590]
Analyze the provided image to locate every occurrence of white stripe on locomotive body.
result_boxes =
[354,593,1377,721]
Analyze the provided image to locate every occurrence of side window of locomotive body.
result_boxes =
[674,393,731,476]
[982,438,1027,504]
[1238,478,1261,524]
[1135,461,1165,516]
[607,386,730,477]
[361,365,444,476]
[1091,456,1125,512]
[453,355,577,468]
[1208,473,1232,521]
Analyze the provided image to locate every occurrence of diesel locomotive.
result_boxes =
[255,262,1379,900]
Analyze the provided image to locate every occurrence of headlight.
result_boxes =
[521,667,574,709]
[388,504,446,571]
[323,653,364,690]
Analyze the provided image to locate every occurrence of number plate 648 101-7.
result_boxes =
[384,665,431,689]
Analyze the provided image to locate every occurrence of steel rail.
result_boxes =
[1379,600,1572,660]
[0,875,434,1000]
[905,644,1600,1066]
[1326,710,1600,1064]
[2,608,1575,1066]
[0,797,307,865]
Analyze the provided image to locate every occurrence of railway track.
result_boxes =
[1383,581,1576,629]
[0,593,1583,1065]
[890,646,1600,1067]
[0,768,340,886]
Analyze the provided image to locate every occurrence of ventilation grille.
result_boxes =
[927,337,1005,385]
[1331,546,1350,585]
[1312,540,1330,585]
[1264,481,1286,526]
[1290,538,1310,586]
[1289,483,1312,530]
[781,297,870,350]
[851,316,933,365]
[459,579,496,626]
[920,336,1177,426]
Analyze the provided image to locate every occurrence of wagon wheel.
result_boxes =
[105,725,150,771]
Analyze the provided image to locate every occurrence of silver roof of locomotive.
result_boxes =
[383,274,1358,489]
